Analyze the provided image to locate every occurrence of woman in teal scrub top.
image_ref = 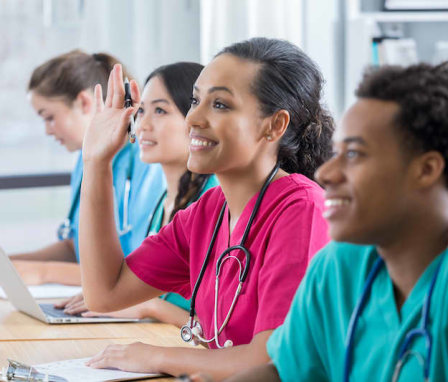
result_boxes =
[223,63,448,382]
[83,62,218,327]
[10,50,164,286]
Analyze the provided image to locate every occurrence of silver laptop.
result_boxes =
[0,248,140,324]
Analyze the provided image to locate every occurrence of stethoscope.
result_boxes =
[180,164,279,349]
[344,254,445,382]
[57,143,134,241]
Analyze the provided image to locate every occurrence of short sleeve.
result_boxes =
[125,199,200,299]
[254,199,329,335]
[267,251,329,382]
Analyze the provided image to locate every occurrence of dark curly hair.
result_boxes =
[356,63,448,183]
[145,62,211,221]
[217,37,334,179]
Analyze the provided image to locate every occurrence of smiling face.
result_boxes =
[315,99,417,245]
[136,75,190,166]
[29,91,90,152]
[185,54,271,175]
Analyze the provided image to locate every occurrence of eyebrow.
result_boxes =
[342,136,367,145]
[193,85,234,96]
[150,99,169,105]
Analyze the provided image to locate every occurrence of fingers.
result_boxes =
[120,108,136,134]
[105,68,114,108]
[94,84,104,113]
[130,79,141,108]
[112,64,125,109]
[64,300,88,315]
[82,311,107,318]
[54,297,71,309]
[85,345,123,369]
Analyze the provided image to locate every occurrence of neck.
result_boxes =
[377,213,448,309]
[216,160,287,234]
[161,163,187,210]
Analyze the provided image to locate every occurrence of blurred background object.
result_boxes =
[2,0,446,252]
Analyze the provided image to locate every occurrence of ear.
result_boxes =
[263,109,290,142]
[75,90,94,115]
[412,151,445,189]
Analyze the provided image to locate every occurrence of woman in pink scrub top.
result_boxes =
[79,38,333,380]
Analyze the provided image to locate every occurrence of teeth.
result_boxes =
[191,138,215,147]
[325,199,350,207]
[140,140,156,145]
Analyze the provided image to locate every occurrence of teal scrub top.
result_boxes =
[147,175,219,311]
[267,241,448,382]
[69,144,165,261]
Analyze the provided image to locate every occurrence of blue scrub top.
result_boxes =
[68,144,165,261]
[267,241,448,381]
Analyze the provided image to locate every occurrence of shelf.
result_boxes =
[360,11,448,22]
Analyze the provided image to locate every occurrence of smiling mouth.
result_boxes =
[140,140,157,146]
[324,199,351,208]
[323,198,351,219]
[190,137,218,148]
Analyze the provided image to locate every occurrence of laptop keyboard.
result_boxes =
[39,303,81,318]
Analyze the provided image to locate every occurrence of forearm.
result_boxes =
[10,239,76,262]
[223,363,280,382]
[144,299,190,328]
[79,161,124,307]
[157,332,272,381]
[41,262,81,285]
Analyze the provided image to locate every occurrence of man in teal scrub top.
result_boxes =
[222,63,448,381]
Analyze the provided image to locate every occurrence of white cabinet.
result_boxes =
[345,0,448,107]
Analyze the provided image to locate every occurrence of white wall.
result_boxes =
[200,0,344,117]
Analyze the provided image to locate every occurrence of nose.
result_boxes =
[185,102,207,131]
[314,155,345,188]
[44,121,54,136]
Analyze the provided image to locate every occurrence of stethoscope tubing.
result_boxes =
[59,143,134,240]
[344,254,445,382]
[184,163,280,347]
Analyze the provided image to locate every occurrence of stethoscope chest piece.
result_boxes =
[57,218,74,241]
[181,321,204,346]
[181,164,280,349]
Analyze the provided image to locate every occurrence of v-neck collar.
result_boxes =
[221,175,293,247]
[374,248,447,328]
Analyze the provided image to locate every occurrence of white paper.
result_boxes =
[0,284,81,299]
[34,358,160,382]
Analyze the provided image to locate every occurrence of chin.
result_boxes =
[328,225,356,243]
[66,145,78,153]
[330,226,375,246]
[140,154,156,164]
[187,157,215,175]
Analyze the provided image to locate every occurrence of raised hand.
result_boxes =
[82,64,140,165]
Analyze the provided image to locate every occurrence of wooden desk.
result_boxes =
[0,339,177,381]
[0,300,178,342]
[0,300,192,381]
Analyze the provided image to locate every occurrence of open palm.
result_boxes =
[82,64,140,163]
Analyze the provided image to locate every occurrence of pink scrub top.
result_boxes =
[126,174,329,348]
